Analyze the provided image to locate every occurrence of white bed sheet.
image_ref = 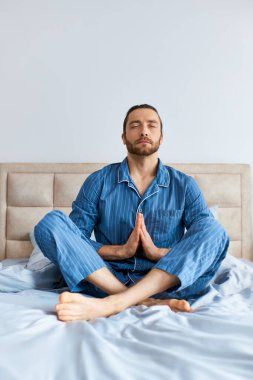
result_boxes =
[0,254,253,380]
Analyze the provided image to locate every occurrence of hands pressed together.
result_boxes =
[121,213,171,261]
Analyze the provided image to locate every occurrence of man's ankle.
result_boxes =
[107,292,129,314]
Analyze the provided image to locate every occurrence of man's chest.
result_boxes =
[98,183,185,244]
[131,177,156,197]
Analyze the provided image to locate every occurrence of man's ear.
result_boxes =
[122,133,126,145]
[159,134,163,145]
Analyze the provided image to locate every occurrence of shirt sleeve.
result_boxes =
[155,176,230,291]
[69,171,104,252]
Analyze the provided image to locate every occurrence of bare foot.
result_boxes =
[55,292,192,321]
[55,292,118,322]
[139,297,192,312]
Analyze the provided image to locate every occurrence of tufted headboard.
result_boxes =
[0,163,252,261]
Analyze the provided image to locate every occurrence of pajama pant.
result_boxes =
[34,210,229,302]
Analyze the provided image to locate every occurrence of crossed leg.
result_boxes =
[34,211,191,321]
[56,266,192,321]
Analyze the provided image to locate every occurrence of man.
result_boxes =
[34,104,229,321]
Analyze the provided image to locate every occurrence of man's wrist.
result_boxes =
[118,244,126,258]
[98,244,126,260]
[155,247,171,260]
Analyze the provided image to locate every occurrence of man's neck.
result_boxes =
[127,154,159,179]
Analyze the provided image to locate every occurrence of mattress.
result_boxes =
[0,254,252,380]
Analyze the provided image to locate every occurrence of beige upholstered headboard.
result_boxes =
[0,163,252,261]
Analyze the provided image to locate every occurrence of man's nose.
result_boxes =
[140,125,149,136]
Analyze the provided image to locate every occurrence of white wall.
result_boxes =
[0,0,253,227]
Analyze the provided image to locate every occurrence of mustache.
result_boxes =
[135,138,152,144]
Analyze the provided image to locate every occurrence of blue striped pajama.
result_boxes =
[34,158,230,301]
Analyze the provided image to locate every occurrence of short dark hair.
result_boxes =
[123,104,163,135]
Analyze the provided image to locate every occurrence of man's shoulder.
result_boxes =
[163,164,191,183]
[162,164,200,196]
[90,162,120,177]
[84,162,120,185]
[79,163,120,194]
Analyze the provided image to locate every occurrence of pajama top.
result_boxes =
[68,157,229,292]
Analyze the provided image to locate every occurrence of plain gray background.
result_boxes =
[0,0,253,229]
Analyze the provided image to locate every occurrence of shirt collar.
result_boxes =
[118,157,170,187]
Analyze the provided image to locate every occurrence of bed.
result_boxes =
[0,162,252,380]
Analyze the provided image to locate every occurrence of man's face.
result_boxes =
[122,108,163,157]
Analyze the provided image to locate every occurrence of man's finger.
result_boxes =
[141,217,149,234]
[142,219,147,231]
[139,228,145,242]
[141,222,150,239]
[141,213,147,226]
[135,212,142,227]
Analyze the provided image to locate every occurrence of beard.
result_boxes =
[124,136,162,157]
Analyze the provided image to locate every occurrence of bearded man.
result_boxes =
[34,104,229,321]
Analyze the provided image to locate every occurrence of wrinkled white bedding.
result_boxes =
[0,254,253,380]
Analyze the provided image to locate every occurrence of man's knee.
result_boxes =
[34,210,68,243]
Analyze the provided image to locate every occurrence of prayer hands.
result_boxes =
[138,213,171,261]
[122,213,171,261]
[121,212,142,259]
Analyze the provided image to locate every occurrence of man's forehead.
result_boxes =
[127,108,160,122]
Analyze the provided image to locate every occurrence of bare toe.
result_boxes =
[140,298,192,312]
[59,291,73,304]
[172,299,192,312]
[59,291,87,304]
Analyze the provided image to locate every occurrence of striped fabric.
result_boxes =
[34,157,230,300]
